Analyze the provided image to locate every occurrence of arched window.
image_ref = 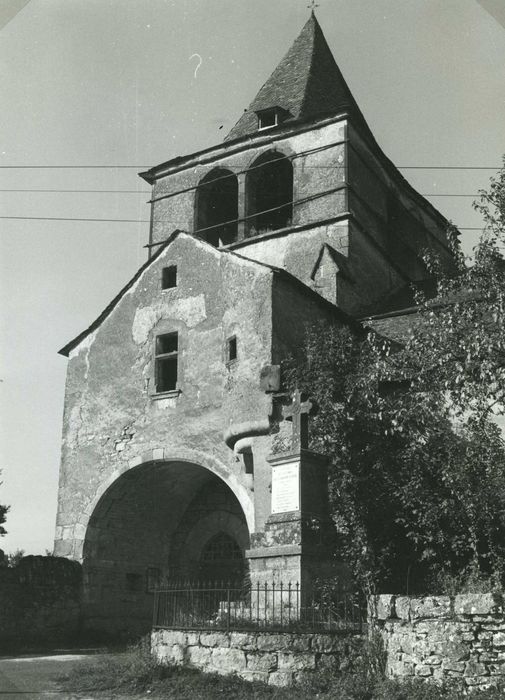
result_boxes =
[246,151,293,237]
[195,168,238,247]
[199,532,245,583]
[201,532,243,562]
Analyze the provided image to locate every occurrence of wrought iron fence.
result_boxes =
[153,581,365,633]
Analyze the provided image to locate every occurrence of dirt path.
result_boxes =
[0,652,118,699]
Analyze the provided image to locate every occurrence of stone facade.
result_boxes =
[372,593,505,690]
[55,232,344,636]
[151,627,362,686]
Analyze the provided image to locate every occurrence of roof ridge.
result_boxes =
[298,13,320,119]
[225,14,363,141]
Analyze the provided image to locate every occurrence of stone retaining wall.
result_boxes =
[151,628,362,686]
[372,593,505,691]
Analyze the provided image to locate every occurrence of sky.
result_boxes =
[0,0,504,556]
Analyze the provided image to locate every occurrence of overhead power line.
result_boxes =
[0,164,501,170]
[0,165,151,169]
[0,188,481,197]
[1,186,343,229]
[145,142,501,207]
[0,182,487,232]
[0,216,486,232]
[0,189,152,194]
[1,216,151,223]
[0,149,493,233]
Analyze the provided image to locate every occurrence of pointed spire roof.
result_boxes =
[226,12,361,141]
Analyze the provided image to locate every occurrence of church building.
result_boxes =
[54,13,456,636]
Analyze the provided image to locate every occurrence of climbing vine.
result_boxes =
[284,158,505,593]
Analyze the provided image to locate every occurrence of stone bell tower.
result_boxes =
[54,8,457,637]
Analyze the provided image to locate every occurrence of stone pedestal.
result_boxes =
[246,449,341,596]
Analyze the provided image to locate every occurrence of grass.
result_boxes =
[59,637,505,699]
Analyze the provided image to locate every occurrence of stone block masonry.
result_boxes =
[372,593,505,691]
[151,628,362,686]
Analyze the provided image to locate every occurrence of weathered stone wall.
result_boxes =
[0,555,82,650]
[151,628,362,686]
[146,113,453,317]
[373,593,505,691]
[55,235,274,561]
[55,230,350,637]
[342,220,407,316]
[347,123,453,269]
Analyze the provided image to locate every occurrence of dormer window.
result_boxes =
[256,107,287,131]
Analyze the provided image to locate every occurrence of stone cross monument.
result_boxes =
[246,388,338,596]
[281,388,313,453]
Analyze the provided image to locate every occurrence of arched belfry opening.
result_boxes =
[245,151,293,237]
[195,168,239,246]
[82,461,249,637]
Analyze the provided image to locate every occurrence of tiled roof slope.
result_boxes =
[365,311,421,345]
[225,12,360,141]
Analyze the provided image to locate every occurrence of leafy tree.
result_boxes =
[284,158,505,594]
[6,549,24,567]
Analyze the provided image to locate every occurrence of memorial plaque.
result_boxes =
[271,460,300,514]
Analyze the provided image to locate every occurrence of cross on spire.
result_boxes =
[307,0,319,12]
[282,389,314,452]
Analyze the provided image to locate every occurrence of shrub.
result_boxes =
[431,559,504,596]
[61,636,170,692]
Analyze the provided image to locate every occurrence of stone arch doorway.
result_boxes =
[82,460,250,638]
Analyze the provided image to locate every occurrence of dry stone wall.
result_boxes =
[151,628,362,686]
[373,593,505,691]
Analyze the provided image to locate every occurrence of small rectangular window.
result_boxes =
[155,332,178,392]
[162,265,177,289]
[227,336,237,363]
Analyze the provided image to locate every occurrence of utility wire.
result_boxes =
[0,189,152,193]
[145,143,500,206]
[0,165,501,170]
[0,188,481,197]
[0,152,492,231]
[0,183,486,232]
[146,141,351,204]
[0,216,486,232]
[0,165,151,169]
[0,186,343,229]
